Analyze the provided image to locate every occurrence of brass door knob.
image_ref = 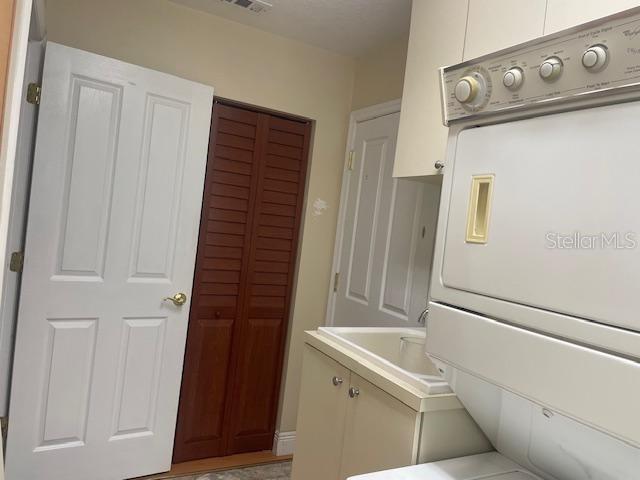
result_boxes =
[164,292,187,306]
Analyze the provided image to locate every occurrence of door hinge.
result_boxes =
[347,150,355,171]
[26,83,41,105]
[9,251,24,272]
[333,272,340,292]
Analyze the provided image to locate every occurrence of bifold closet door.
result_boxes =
[173,101,311,462]
[225,113,310,454]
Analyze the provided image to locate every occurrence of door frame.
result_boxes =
[325,99,401,326]
[0,37,45,418]
[0,0,45,420]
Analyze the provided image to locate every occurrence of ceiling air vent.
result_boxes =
[221,0,272,14]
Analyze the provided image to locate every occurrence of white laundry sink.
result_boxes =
[317,327,451,395]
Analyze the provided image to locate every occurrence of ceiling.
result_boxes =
[170,0,412,57]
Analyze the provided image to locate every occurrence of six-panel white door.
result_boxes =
[5,43,213,480]
[331,112,439,327]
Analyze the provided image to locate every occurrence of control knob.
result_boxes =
[454,75,481,104]
[539,57,563,82]
[582,44,608,72]
[503,67,524,90]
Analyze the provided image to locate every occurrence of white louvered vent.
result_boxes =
[221,0,272,14]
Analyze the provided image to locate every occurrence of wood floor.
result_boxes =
[135,451,293,479]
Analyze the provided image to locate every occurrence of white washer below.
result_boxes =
[349,365,640,480]
[349,452,540,480]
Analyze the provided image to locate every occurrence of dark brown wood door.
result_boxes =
[173,101,311,463]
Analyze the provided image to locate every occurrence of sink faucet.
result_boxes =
[417,306,429,326]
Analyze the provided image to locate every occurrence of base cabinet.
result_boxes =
[291,345,491,480]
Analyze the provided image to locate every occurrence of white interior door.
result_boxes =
[331,112,439,327]
[5,43,213,480]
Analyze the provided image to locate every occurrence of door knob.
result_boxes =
[348,387,360,398]
[332,376,343,386]
[164,292,187,306]
[434,161,445,170]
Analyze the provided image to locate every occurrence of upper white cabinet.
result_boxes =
[544,0,640,33]
[393,1,640,179]
[393,0,469,178]
[463,0,547,60]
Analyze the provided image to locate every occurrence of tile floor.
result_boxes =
[172,461,291,480]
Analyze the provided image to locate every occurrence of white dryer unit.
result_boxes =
[352,6,640,480]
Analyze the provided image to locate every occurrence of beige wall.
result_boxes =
[351,34,409,110]
[45,0,409,437]
[46,0,355,435]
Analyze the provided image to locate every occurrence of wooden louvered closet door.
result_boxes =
[173,101,311,462]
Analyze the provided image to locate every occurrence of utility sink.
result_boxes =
[317,327,451,395]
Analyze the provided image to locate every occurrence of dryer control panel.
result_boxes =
[441,7,640,124]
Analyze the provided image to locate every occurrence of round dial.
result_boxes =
[454,76,480,103]
[539,56,563,82]
[582,44,608,72]
[503,67,524,91]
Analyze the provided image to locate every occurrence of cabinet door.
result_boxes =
[291,346,350,480]
[544,0,640,34]
[393,0,468,178]
[339,374,420,479]
[464,0,546,60]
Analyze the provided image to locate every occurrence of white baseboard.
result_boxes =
[272,430,296,456]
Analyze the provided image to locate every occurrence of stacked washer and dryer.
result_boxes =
[354,7,640,480]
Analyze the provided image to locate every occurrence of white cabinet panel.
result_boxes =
[291,346,350,480]
[464,0,547,60]
[393,0,468,178]
[339,373,418,479]
[544,0,640,34]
